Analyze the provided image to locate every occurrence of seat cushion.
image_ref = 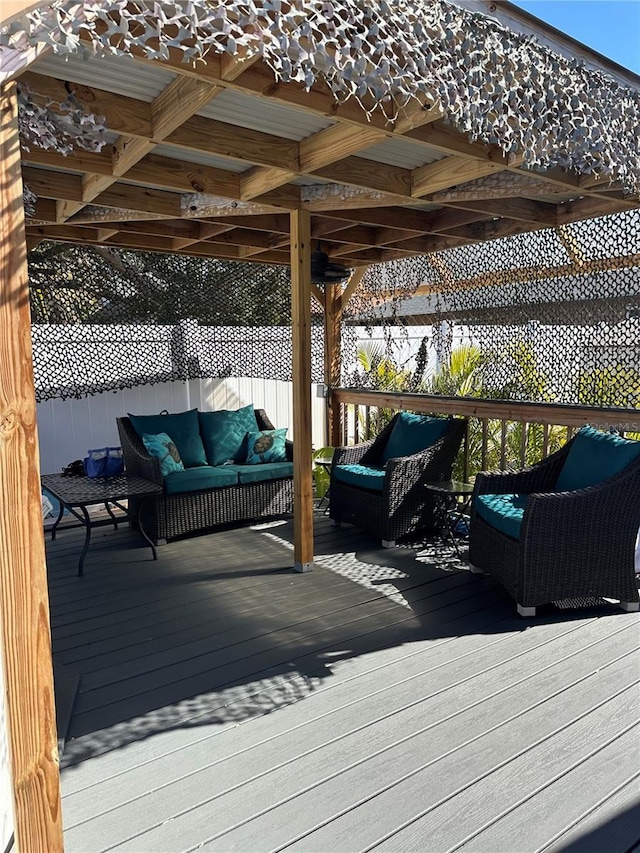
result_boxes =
[334,463,385,492]
[381,412,449,463]
[226,462,293,484]
[199,405,259,466]
[555,426,640,492]
[129,409,207,468]
[475,493,529,540]
[163,465,238,495]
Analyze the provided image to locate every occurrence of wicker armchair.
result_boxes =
[468,434,640,617]
[328,414,467,547]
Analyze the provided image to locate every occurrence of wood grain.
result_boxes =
[0,82,63,852]
[290,209,314,570]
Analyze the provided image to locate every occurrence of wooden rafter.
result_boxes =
[15,45,639,265]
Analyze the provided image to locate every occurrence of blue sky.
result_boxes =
[510,1,640,74]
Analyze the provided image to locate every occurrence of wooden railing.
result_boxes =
[331,389,640,481]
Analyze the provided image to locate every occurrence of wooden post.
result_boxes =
[324,283,342,448]
[290,209,314,572]
[0,82,63,850]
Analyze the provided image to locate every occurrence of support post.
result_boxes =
[0,83,64,850]
[324,283,342,448]
[290,209,314,572]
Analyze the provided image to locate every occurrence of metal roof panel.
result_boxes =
[30,51,176,100]
[356,137,447,169]
[197,88,334,140]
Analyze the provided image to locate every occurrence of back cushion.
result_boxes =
[199,405,259,466]
[129,409,207,468]
[381,412,449,464]
[555,426,640,492]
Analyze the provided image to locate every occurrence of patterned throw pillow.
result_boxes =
[142,432,185,476]
[245,428,288,464]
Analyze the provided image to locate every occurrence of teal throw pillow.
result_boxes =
[199,405,259,466]
[555,426,640,492]
[142,432,185,476]
[246,428,288,464]
[381,412,449,463]
[129,409,206,468]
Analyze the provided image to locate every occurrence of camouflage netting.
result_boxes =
[345,208,640,409]
[28,244,326,401]
[29,208,640,408]
[5,0,640,191]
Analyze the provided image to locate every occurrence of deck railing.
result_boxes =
[331,388,640,481]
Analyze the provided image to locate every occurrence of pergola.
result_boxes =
[1,0,639,847]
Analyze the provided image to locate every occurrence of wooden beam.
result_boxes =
[324,283,343,446]
[167,114,299,171]
[290,208,314,572]
[412,157,501,198]
[240,166,297,201]
[333,389,640,432]
[299,125,385,173]
[312,157,412,198]
[20,72,154,138]
[440,196,558,225]
[393,99,444,134]
[0,81,63,852]
[127,52,630,207]
[58,75,222,220]
[337,266,367,314]
[413,251,640,296]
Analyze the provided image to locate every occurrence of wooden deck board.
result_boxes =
[47,514,640,853]
[104,628,637,852]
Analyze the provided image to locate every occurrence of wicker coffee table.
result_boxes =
[41,473,163,576]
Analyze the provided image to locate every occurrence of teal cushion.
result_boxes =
[226,462,293,484]
[163,465,238,495]
[129,409,207,468]
[381,412,449,463]
[476,493,528,540]
[246,428,288,464]
[142,432,185,477]
[199,405,259,466]
[555,426,640,492]
[334,463,385,492]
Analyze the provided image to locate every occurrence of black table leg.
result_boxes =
[137,499,157,561]
[77,505,92,577]
[50,501,64,541]
[104,501,119,530]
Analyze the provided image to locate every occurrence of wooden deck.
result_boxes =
[46,512,640,853]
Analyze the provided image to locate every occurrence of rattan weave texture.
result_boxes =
[468,437,640,610]
[117,409,293,543]
[328,415,467,545]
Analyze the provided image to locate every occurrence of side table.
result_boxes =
[314,456,333,511]
[41,473,163,576]
[424,480,475,558]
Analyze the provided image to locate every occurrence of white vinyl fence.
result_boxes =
[36,377,327,475]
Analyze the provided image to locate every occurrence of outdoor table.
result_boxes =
[424,479,475,558]
[41,473,163,576]
[314,455,334,511]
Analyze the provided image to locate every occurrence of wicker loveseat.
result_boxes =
[468,426,640,617]
[117,408,293,543]
[329,412,467,547]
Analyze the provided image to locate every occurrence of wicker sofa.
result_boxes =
[329,413,467,547]
[117,408,293,543]
[468,426,640,617]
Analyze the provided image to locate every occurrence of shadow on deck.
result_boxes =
[45,511,640,852]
